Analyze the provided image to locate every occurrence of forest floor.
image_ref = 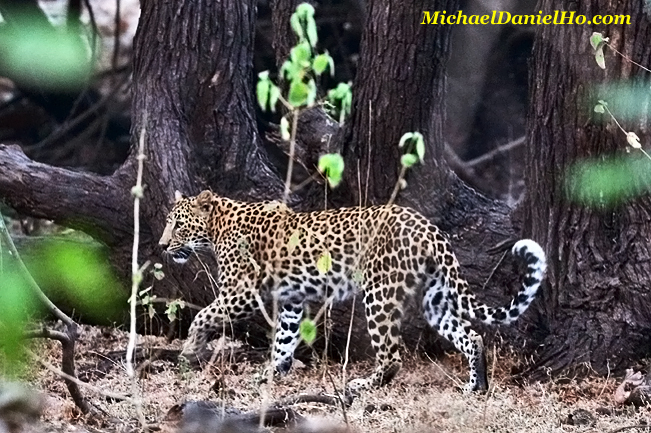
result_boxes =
[18,324,651,433]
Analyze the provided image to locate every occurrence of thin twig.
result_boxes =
[126,114,148,428]
[112,0,121,72]
[283,109,300,203]
[466,136,525,168]
[27,348,131,403]
[607,425,651,433]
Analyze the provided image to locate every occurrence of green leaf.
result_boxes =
[290,13,304,40]
[306,17,318,48]
[299,318,317,345]
[414,132,425,161]
[399,132,414,148]
[0,269,39,376]
[256,71,271,111]
[316,250,332,274]
[595,45,606,69]
[288,81,309,107]
[567,156,651,207]
[296,3,316,19]
[165,299,185,322]
[318,153,345,188]
[594,103,605,114]
[313,54,330,75]
[131,185,144,198]
[27,241,124,324]
[290,42,312,67]
[269,85,281,113]
[589,32,604,50]
[307,79,317,107]
[280,116,291,141]
[401,154,418,167]
[0,16,91,91]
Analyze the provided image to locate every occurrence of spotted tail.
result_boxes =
[472,239,547,325]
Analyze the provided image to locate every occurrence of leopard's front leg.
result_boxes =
[181,283,258,365]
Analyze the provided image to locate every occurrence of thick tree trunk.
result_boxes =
[523,0,651,376]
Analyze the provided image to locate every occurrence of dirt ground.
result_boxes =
[21,324,651,433]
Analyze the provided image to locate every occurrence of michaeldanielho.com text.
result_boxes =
[421,10,631,25]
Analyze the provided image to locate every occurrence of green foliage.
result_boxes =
[27,242,124,323]
[165,299,186,322]
[291,3,318,47]
[152,263,165,281]
[326,82,352,124]
[256,3,350,119]
[318,153,345,188]
[288,80,310,107]
[0,14,91,90]
[139,286,156,319]
[299,318,317,345]
[0,269,39,375]
[566,156,651,207]
[313,52,334,76]
[593,84,651,123]
[399,132,425,168]
[589,32,608,70]
[594,99,607,114]
[257,71,281,113]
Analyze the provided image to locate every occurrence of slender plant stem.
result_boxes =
[283,109,300,203]
[127,114,148,429]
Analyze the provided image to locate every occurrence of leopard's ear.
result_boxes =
[174,190,184,203]
[196,190,214,215]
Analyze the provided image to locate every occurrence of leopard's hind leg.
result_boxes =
[422,270,488,393]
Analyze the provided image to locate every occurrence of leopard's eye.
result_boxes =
[176,220,185,228]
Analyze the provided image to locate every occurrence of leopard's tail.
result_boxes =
[470,239,547,325]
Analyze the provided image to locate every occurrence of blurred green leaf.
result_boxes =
[594,45,606,69]
[27,241,124,323]
[290,42,312,67]
[591,83,650,122]
[288,81,309,107]
[318,153,344,188]
[293,3,317,47]
[0,16,91,91]
[256,71,271,111]
[0,269,39,375]
[313,54,329,75]
[299,318,317,345]
[401,154,418,167]
[589,32,605,50]
[566,156,651,207]
[269,84,281,113]
[280,116,291,141]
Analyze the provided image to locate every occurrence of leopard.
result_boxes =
[158,190,546,393]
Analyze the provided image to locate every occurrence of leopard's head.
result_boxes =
[159,190,214,263]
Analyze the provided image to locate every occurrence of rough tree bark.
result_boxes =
[523,0,651,376]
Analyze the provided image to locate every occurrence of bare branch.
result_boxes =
[0,144,131,244]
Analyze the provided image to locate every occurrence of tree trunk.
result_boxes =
[523,0,651,377]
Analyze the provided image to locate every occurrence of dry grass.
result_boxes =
[24,324,651,433]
